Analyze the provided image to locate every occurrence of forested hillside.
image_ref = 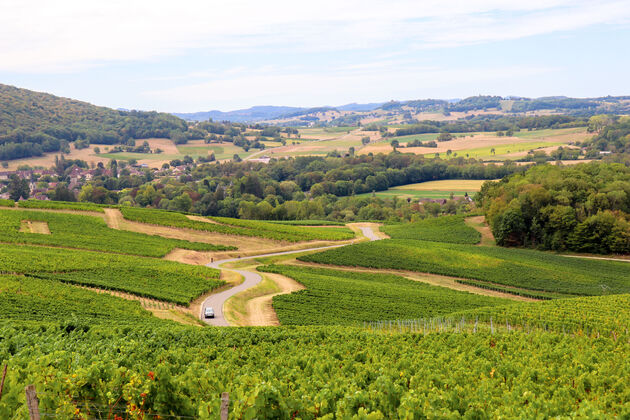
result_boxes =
[0,84,194,160]
[477,163,630,253]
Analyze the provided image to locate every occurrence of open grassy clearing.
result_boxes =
[300,239,630,298]
[359,127,588,159]
[0,208,231,256]
[359,179,490,199]
[260,265,513,325]
[0,244,222,305]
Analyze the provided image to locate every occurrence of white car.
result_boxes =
[204,307,215,318]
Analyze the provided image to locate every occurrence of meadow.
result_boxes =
[360,179,488,199]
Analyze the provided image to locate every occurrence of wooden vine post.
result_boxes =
[25,385,40,420]
[220,392,230,420]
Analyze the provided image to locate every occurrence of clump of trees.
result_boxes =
[477,163,630,254]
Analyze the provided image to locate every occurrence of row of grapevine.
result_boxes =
[120,207,355,242]
[260,265,512,325]
[0,324,627,418]
[17,199,109,212]
[0,209,234,257]
[0,244,222,305]
[299,239,630,297]
[382,215,482,244]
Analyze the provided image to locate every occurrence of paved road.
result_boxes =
[201,227,379,326]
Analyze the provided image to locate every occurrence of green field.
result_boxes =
[120,207,355,242]
[383,215,481,244]
[358,179,488,199]
[433,141,564,159]
[0,244,222,305]
[300,239,630,297]
[0,209,231,256]
[261,265,511,325]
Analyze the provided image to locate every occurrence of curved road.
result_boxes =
[202,227,381,326]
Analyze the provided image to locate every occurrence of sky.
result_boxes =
[1,0,629,112]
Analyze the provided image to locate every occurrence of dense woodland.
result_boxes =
[477,163,630,254]
[0,84,258,161]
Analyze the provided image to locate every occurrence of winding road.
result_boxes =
[202,227,382,326]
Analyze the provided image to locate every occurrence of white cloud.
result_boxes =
[0,0,628,72]
[141,63,558,111]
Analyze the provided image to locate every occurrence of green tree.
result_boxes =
[8,175,29,201]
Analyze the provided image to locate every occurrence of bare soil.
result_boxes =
[244,272,305,326]
[465,216,495,246]
[19,220,51,234]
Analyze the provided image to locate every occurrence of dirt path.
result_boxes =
[103,208,121,229]
[244,272,305,326]
[288,261,536,302]
[76,284,201,326]
[465,216,495,246]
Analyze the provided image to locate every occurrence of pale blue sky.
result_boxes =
[1,0,629,112]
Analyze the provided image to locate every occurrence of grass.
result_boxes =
[358,179,490,199]
[299,239,630,298]
[383,215,481,244]
[433,141,564,159]
[260,265,512,325]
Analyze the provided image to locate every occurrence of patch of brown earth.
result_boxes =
[244,272,305,326]
[19,220,51,234]
[465,216,495,246]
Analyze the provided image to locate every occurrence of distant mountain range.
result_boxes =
[172,102,385,122]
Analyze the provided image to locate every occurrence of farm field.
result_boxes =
[359,179,490,199]
[299,239,630,297]
[359,127,590,159]
[260,265,512,325]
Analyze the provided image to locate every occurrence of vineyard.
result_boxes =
[0,244,222,305]
[120,207,355,242]
[0,275,156,325]
[0,324,627,418]
[299,239,630,297]
[260,265,511,325]
[0,199,15,207]
[0,209,233,256]
[17,199,108,212]
[382,215,481,244]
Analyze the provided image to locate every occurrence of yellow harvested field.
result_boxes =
[391,179,493,191]
[142,138,179,154]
